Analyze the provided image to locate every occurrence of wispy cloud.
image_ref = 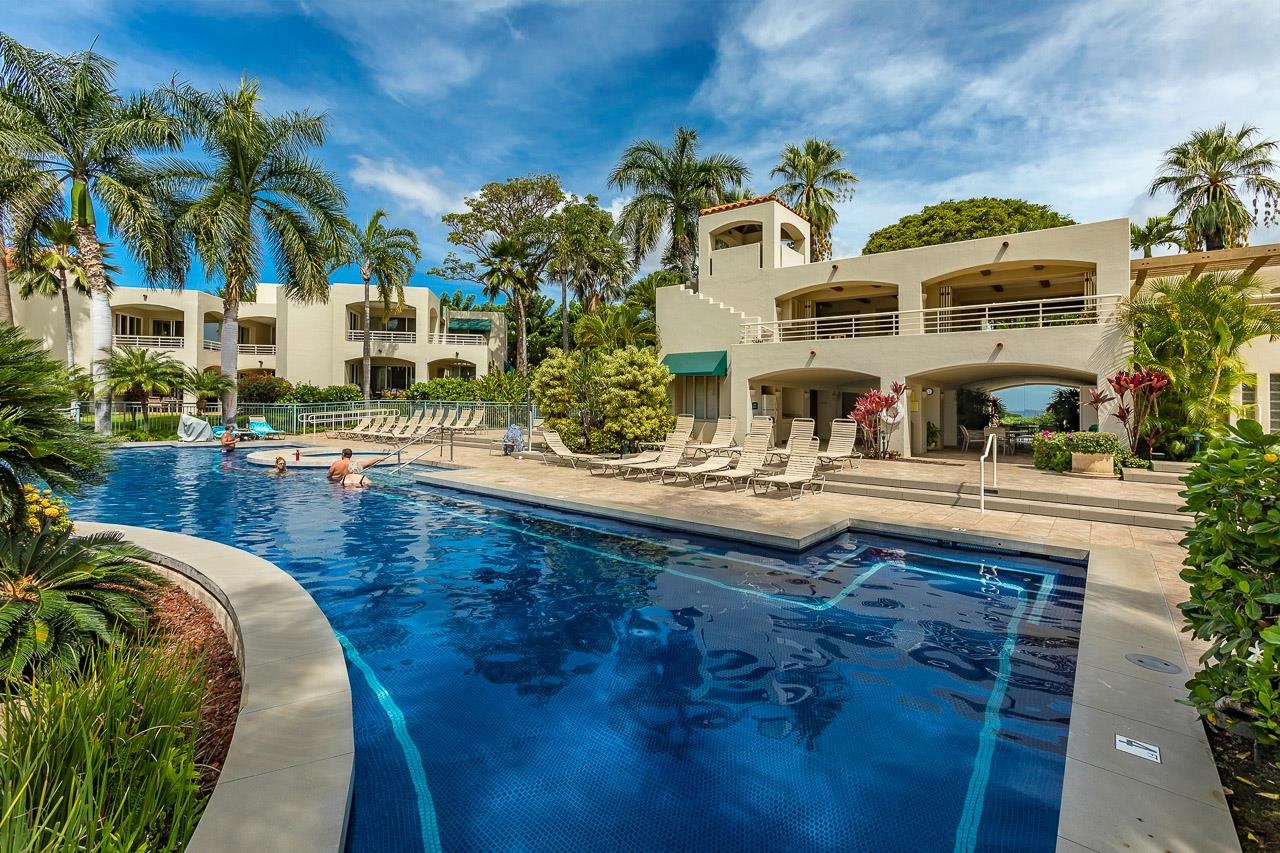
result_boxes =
[349,156,464,218]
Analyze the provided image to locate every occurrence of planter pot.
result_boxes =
[1071,452,1114,476]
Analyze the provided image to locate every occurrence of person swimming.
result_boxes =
[220,428,237,453]
[268,456,288,475]
[341,461,373,489]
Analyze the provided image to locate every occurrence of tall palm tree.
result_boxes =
[341,210,421,400]
[0,154,60,325]
[480,237,538,374]
[1150,123,1280,251]
[608,126,748,283]
[770,138,859,261]
[165,78,346,423]
[99,345,183,433]
[0,36,187,434]
[1129,215,1184,258]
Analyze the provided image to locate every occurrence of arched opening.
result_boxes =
[710,220,763,250]
[773,281,900,336]
[345,356,416,394]
[749,367,880,441]
[111,303,185,349]
[426,357,476,381]
[779,222,807,266]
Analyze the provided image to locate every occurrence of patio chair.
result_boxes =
[617,435,690,480]
[539,430,610,468]
[685,417,738,458]
[749,439,826,499]
[663,433,768,486]
[701,433,774,491]
[343,414,386,440]
[389,411,425,440]
[455,407,487,434]
[641,413,693,450]
[817,419,862,469]
[369,416,407,441]
[750,415,775,446]
[959,425,984,452]
[247,418,285,440]
[765,417,816,464]
[586,431,681,476]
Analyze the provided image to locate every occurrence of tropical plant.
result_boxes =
[0,152,61,325]
[608,126,749,282]
[862,198,1075,254]
[849,384,904,459]
[1046,387,1081,431]
[479,236,539,373]
[236,373,292,404]
[277,383,361,404]
[98,346,182,432]
[470,370,532,404]
[1179,419,1280,743]
[1120,271,1280,455]
[549,196,630,349]
[1031,430,1134,473]
[573,302,656,351]
[0,324,106,527]
[339,209,421,399]
[0,36,189,433]
[1106,368,1170,457]
[165,78,346,424]
[1150,123,1280,251]
[625,269,682,323]
[438,289,478,311]
[181,367,232,415]
[770,138,858,261]
[955,387,1006,430]
[597,347,675,449]
[1129,215,1183,258]
[0,522,157,681]
[406,377,473,402]
[0,640,206,848]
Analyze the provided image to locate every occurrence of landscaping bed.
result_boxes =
[1209,727,1280,850]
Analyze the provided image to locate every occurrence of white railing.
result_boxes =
[113,334,184,349]
[739,294,1121,344]
[423,332,485,346]
[979,432,999,513]
[201,340,276,355]
[346,329,416,344]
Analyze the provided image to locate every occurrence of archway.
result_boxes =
[345,356,416,395]
[748,367,881,441]
[426,357,476,380]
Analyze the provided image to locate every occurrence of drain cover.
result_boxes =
[1125,653,1182,674]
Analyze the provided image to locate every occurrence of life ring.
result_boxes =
[880,405,906,426]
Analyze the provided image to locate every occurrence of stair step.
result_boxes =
[1122,468,1186,486]
[1152,460,1195,474]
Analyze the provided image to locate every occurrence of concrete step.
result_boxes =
[1122,468,1186,486]
[1152,460,1195,474]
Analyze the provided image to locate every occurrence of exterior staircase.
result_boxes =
[1121,460,1193,487]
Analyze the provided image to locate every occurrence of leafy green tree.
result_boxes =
[339,210,421,399]
[165,78,347,423]
[181,366,233,414]
[478,236,541,373]
[237,373,292,403]
[549,196,630,349]
[0,324,106,526]
[597,347,674,448]
[438,289,479,311]
[1046,387,1080,431]
[99,345,183,432]
[1150,123,1280,251]
[0,153,61,324]
[862,198,1076,254]
[1129,215,1183,258]
[0,36,188,434]
[574,303,656,351]
[625,269,683,322]
[770,138,858,261]
[608,126,748,282]
[0,524,157,682]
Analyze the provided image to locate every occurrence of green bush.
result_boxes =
[470,370,533,403]
[238,375,293,403]
[1180,420,1280,743]
[279,383,363,404]
[532,347,671,453]
[407,377,475,401]
[1032,431,1133,473]
[0,642,207,850]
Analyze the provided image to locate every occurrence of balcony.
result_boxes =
[113,334,184,349]
[740,294,1121,344]
[202,340,277,355]
[345,329,485,346]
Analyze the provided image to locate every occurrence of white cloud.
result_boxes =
[349,155,464,218]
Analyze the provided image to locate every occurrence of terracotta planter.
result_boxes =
[1071,452,1114,476]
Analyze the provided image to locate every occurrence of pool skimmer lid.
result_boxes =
[1124,653,1182,674]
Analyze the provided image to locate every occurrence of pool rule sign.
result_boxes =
[1114,734,1161,763]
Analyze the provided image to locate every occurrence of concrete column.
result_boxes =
[883,378,911,458]
[729,370,753,442]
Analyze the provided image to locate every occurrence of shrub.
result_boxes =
[471,370,533,403]
[1180,420,1280,743]
[0,642,207,849]
[279,383,362,404]
[407,377,476,401]
[532,347,670,453]
[1032,431,1133,473]
[238,374,293,403]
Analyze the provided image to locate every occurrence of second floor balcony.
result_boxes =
[344,329,486,346]
[202,340,277,355]
[113,334,184,349]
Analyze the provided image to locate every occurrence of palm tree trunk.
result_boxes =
[142,392,150,433]
[514,294,528,374]
[220,296,240,426]
[73,222,113,435]
[561,279,569,352]
[58,272,75,366]
[0,212,13,325]
[362,276,373,401]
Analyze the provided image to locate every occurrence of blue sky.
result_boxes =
[7,0,1280,299]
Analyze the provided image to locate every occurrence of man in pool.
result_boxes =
[220,428,237,453]
[328,448,387,482]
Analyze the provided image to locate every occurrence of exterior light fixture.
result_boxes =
[925,387,935,396]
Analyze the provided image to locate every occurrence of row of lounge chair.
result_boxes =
[336,408,489,442]
[211,418,284,440]
[537,415,863,500]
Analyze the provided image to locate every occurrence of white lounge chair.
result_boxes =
[336,415,373,439]
[455,407,487,434]
[344,414,388,440]
[618,435,690,480]
[586,430,682,475]
[750,415,774,445]
[663,433,768,486]
[749,439,826,499]
[701,434,775,491]
[685,417,738,458]
[640,414,693,450]
[765,417,816,464]
[817,419,862,470]
[539,430,608,468]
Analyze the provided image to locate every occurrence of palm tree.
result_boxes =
[770,138,859,261]
[1150,123,1280,251]
[181,366,233,415]
[1129,215,1184,258]
[480,237,538,373]
[340,210,421,399]
[0,154,60,325]
[0,323,106,526]
[574,303,656,351]
[165,78,346,424]
[0,36,188,434]
[98,345,182,433]
[608,126,748,283]
[550,198,631,349]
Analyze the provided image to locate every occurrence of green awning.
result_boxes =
[448,318,492,332]
[662,350,727,377]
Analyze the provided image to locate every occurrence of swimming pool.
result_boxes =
[75,447,1084,852]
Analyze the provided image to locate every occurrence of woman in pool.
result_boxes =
[341,461,377,489]
[268,457,288,475]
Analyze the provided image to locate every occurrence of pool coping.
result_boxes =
[409,470,1240,853]
[77,522,354,853]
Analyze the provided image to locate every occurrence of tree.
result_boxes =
[99,345,182,432]
[1046,387,1080,431]
[430,175,564,373]
[181,366,233,414]
[1121,271,1280,454]
[0,36,188,434]
[625,269,683,322]
[597,347,674,449]
[608,126,748,282]
[862,198,1076,254]
[770,138,858,261]
[438,289,478,311]
[0,324,106,527]
[549,196,630,349]
[1129,215,1183,258]
[340,210,420,399]
[1150,123,1280,251]
[574,303,655,351]
[0,153,60,325]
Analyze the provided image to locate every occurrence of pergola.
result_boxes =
[1130,242,1280,293]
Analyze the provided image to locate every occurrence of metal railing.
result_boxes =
[979,432,999,513]
[739,294,1121,344]
[343,330,487,346]
[113,334,184,349]
[202,340,276,355]
[423,332,486,346]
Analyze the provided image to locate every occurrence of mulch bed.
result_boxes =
[147,584,242,795]
[1209,726,1280,850]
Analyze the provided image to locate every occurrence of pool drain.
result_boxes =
[1124,653,1182,674]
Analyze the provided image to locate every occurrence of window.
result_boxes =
[151,319,184,338]
[680,376,719,420]
[1242,375,1257,420]
[1271,374,1280,431]
[115,314,141,336]
[239,325,250,344]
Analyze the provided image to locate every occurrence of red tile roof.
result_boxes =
[698,195,810,222]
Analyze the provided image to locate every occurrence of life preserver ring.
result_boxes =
[880,405,906,426]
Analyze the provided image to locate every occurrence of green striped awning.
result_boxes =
[448,318,492,332]
[661,350,727,376]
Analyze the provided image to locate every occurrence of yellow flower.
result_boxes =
[43,507,59,517]
[1266,453,1278,464]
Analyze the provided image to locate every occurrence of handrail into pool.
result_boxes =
[76,523,354,852]
[979,432,999,512]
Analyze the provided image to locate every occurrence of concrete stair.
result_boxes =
[823,471,1189,530]
[1122,468,1186,486]
[679,286,762,326]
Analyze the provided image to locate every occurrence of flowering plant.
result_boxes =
[20,485,73,538]
[849,381,905,459]
[1107,368,1170,455]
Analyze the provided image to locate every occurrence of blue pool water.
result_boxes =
[75,448,1084,852]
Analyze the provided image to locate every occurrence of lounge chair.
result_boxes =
[617,435,690,480]
[662,433,768,486]
[640,414,693,450]
[585,430,680,475]
[765,417,816,464]
[343,414,386,440]
[454,407,487,434]
[701,433,775,491]
[750,415,775,445]
[388,411,425,441]
[817,419,862,470]
[685,417,737,458]
[749,439,826,499]
[247,418,285,439]
[539,430,610,468]
[370,415,408,441]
